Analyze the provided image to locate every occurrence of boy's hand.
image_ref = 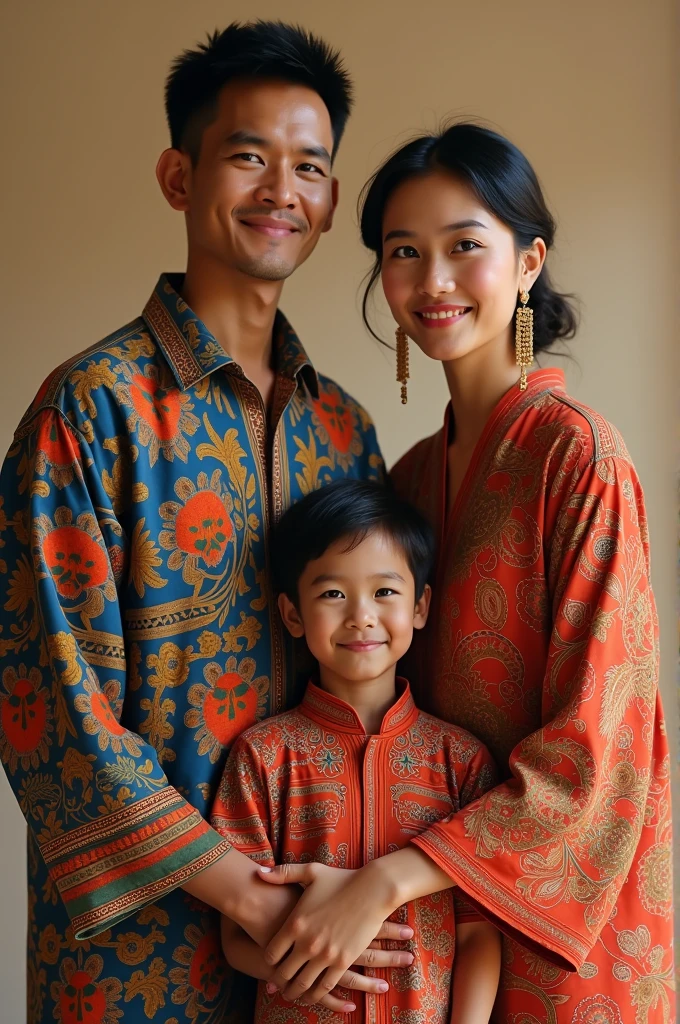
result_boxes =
[258,861,405,1006]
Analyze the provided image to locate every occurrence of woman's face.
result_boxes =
[380,169,536,365]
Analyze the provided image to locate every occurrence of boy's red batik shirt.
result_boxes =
[211,680,498,1024]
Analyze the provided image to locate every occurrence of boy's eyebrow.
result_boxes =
[309,571,407,585]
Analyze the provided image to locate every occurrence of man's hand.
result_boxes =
[258,860,406,1006]
[184,847,415,1012]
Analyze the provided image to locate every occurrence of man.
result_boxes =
[0,22,406,1023]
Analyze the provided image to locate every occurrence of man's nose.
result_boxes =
[253,164,296,209]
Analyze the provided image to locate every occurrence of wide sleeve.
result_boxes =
[0,408,230,939]
[210,735,275,867]
[411,455,663,971]
[451,736,498,925]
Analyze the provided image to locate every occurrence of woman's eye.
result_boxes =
[392,245,419,259]
[375,588,396,598]
[453,239,479,252]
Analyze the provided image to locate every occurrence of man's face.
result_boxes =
[182,79,338,281]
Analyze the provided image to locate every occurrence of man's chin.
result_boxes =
[235,255,297,282]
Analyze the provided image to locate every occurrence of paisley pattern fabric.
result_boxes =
[0,274,383,1023]
[211,680,497,1024]
[391,369,675,1024]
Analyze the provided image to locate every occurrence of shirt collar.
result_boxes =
[300,680,418,737]
[142,273,319,397]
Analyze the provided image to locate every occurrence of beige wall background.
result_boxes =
[1,0,677,1016]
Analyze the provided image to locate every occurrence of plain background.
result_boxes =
[1,0,677,1015]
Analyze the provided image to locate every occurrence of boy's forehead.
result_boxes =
[302,529,413,582]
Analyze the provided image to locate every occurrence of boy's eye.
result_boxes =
[375,588,397,598]
[320,589,344,599]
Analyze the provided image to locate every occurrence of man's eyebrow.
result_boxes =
[223,130,269,148]
[299,144,331,165]
[222,132,331,166]
[383,219,488,243]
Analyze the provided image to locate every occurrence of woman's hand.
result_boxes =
[258,860,405,1006]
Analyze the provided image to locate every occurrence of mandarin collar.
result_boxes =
[300,679,418,737]
[142,273,318,397]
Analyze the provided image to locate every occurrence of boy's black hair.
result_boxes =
[165,20,353,163]
[272,480,435,603]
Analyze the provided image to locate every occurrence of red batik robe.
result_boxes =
[211,680,497,1024]
[391,369,675,1024]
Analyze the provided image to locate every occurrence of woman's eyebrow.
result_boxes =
[384,219,488,242]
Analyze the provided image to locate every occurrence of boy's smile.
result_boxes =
[278,530,430,725]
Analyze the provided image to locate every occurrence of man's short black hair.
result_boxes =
[272,480,435,603]
[165,20,353,163]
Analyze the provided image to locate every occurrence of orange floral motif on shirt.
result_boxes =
[35,411,82,489]
[185,656,268,762]
[169,921,230,1020]
[43,526,109,600]
[74,673,142,757]
[311,382,363,471]
[0,664,52,774]
[115,363,199,466]
[160,471,235,581]
[50,954,123,1024]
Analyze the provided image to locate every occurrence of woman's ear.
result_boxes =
[520,237,547,292]
[278,592,305,638]
[413,583,432,630]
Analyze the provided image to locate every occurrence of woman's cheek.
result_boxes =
[381,267,410,321]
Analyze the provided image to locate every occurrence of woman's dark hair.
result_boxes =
[359,122,577,353]
[271,480,434,603]
[166,21,352,163]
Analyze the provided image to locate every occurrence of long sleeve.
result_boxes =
[210,736,275,866]
[0,407,230,939]
[411,454,663,971]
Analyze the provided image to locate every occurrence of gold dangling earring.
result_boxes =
[395,328,409,405]
[515,289,534,391]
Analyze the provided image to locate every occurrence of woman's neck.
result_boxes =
[443,330,520,451]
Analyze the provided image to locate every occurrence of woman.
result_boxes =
[258,124,674,1024]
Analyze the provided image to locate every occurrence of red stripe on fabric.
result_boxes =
[61,817,210,902]
[50,805,195,881]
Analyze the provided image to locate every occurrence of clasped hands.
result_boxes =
[255,860,412,1013]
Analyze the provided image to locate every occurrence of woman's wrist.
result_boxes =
[368,846,454,907]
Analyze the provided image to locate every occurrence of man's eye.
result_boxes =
[298,162,324,174]
[392,246,419,258]
[234,152,263,164]
[453,239,479,252]
[375,588,396,598]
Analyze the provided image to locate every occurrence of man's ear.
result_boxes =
[413,584,432,630]
[156,147,192,212]
[278,592,305,638]
[321,177,339,233]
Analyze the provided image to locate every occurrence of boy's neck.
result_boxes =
[317,667,398,735]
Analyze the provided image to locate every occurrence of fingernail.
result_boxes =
[266,983,278,994]
[401,953,414,964]
[259,866,272,873]
[343,1005,356,1013]
[378,981,389,992]
[399,927,413,938]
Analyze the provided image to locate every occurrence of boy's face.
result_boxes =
[278,531,430,687]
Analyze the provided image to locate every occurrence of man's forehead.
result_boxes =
[215,79,333,143]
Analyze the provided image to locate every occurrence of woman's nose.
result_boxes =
[416,258,456,298]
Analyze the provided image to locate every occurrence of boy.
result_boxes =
[211,480,501,1022]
